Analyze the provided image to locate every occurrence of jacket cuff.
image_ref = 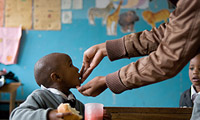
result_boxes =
[106,71,129,94]
[106,38,127,61]
[42,108,53,120]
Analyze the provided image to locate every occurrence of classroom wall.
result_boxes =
[0,0,191,108]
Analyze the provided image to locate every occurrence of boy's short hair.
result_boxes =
[34,53,64,87]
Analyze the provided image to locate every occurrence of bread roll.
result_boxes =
[57,103,83,120]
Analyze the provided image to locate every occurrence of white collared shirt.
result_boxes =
[191,85,200,102]
[41,85,75,101]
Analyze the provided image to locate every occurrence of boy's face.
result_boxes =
[59,54,80,88]
[189,54,200,87]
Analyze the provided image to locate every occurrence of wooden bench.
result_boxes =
[104,107,192,120]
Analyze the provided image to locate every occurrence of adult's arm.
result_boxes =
[106,0,200,94]
[106,23,166,61]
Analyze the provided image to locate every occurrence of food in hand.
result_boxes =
[57,103,83,120]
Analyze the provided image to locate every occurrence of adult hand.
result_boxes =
[77,76,107,97]
[48,109,72,120]
[80,43,107,83]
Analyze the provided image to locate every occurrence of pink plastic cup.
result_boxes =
[85,103,104,120]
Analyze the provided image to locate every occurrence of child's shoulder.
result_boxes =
[25,89,55,102]
[181,88,191,97]
[30,89,51,96]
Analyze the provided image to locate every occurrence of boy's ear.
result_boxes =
[50,72,62,82]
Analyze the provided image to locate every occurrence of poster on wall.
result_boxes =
[61,0,71,9]
[73,0,83,9]
[96,0,149,9]
[142,9,170,27]
[118,10,139,33]
[62,11,72,24]
[106,0,123,36]
[34,0,61,30]
[89,0,148,36]
[0,27,22,65]
[5,0,32,30]
[88,1,114,26]
[0,0,4,27]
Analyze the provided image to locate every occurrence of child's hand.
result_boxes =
[48,109,72,120]
[103,109,112,120]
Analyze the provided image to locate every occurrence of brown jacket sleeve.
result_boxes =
[105,0,200,94]
[106,23,166,61]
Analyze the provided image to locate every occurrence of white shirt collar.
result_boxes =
[191,85,200,100]
[41,85,75,101]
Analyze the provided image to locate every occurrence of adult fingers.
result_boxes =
[80,67,93,83]
[79,64,94,83]
[80,65,85,79]
[77,84,93,96]
[81,51,104,83]
[77,83,89,93]
[90,50,104,69]
[77,81,101,97]
[80,49,95,81]
[82,47,96,69]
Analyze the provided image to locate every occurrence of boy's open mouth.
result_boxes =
[192,77,200,82]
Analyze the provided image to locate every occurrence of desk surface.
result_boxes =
[0,82,21,92]
[104,107,192,120]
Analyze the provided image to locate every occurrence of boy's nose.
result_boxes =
[193,68,199,74]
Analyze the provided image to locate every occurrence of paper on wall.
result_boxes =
[61,0,71,9]
[5,0,32,30]
[0,27,22,65]
[62,11,72,24]
[96,0,149,9]
[0,0,4,27]
[34,0,61,30]
[73,0,83,9]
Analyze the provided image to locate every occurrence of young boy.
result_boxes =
[179,53,200,108]
[10,53,110,120]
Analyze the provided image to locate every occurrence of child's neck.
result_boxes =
[195,86,200,93]
[63,90,71,96]
[58,88,70,96]
[49,84,70,96]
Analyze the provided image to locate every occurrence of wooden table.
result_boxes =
[0,82,21,114]
[104,107,192,120]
